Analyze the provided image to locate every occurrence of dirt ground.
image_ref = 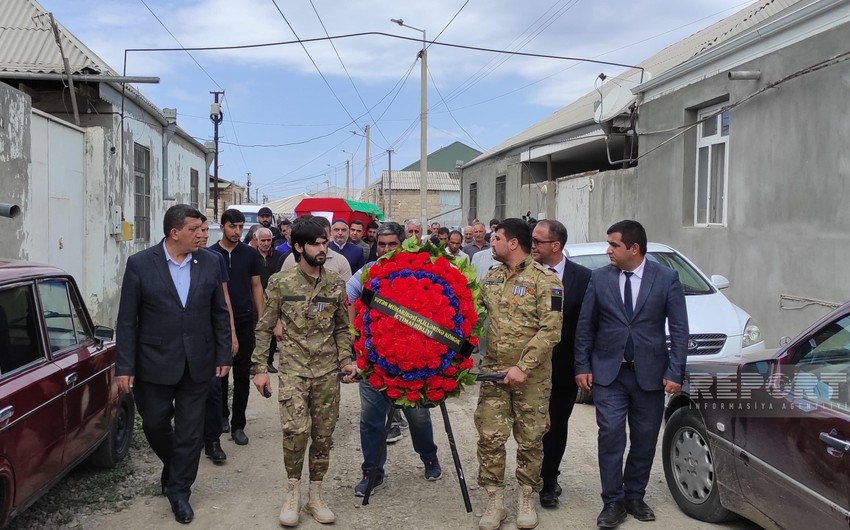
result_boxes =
[78,377,761,530]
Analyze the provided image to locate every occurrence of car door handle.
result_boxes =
[65,372,78,386]
[0,406,14,423]
[819,432,850,455]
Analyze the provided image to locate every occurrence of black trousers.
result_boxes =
[540,380,578,485]
[221,320,255,431]
[204,374,224,442]
[134,364,208,502]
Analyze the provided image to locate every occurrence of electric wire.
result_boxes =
[306,0,390,149]
[427,65,485,151]
[268,0,360,126]
[428,0,471,48]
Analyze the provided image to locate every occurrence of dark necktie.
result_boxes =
[623,271,634,361]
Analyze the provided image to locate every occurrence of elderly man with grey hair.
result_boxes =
[254,226,284,373]
[403,218,425,243]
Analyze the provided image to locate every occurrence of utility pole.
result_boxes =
[419,43,428,224]
[46,13,80,126]
[364,125,371,191]
[345,159,350,200]
[210,90,224,221]
[246,172,252,203]
[387,149,394,219]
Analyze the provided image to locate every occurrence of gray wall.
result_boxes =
[0,82,31,257]
[636,22,850,346]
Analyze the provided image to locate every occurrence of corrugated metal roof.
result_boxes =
[0,0,210,154]
[372,171,459,191]
[467,0,803,166]
[0,0,114,75]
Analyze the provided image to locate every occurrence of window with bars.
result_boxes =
[134,144,151,241]
[468,182,478,222]
[495,175,506,221]
[190,169,199,210]
[695,106,729,226]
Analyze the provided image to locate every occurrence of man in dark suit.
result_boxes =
[116,204,232,524]
[530,220,591,509]
[575,220,688,528]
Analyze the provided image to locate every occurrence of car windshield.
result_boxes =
[569,251,714,295]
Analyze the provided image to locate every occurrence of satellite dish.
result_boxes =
[593,70,651,123]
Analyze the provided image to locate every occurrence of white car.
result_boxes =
[566,242,764,402]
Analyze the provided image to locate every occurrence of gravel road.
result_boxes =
[11,377,762,530]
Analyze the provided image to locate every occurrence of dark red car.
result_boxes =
[0,260,134,526]
[663,300,850,528]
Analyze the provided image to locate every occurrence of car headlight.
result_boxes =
[742,319,762,347]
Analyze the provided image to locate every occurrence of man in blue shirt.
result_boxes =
[345,221,441,497]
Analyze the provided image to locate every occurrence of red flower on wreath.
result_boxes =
[353,239,484,407]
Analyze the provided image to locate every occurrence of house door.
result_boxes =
[556,175,591,243]
[45,118,85,285]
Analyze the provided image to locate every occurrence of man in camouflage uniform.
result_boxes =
[252,218,356,527]
[475,218,563,530]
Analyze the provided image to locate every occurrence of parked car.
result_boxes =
[0,260,134,526]
[566,242,764,402]
[662,300,850,528]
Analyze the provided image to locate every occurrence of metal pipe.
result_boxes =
[728,70,761,80]
[0,203,21,218]
[0,72,160,83]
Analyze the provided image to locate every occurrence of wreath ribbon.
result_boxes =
[360,288,474,358]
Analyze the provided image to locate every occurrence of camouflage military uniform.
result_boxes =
[253,266,352,481]
[475,255,563,491]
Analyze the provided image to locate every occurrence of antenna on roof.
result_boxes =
[593,71,651,123]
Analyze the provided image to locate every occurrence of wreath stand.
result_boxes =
[360,373,505,512]
[360,398,471,512]
[356,287,503,512]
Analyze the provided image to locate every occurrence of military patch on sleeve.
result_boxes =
[550,287,563,312]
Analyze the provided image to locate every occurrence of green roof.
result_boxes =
[344,199,384,220]
[401,141,482,172]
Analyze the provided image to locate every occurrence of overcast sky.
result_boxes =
[39,0,756,201]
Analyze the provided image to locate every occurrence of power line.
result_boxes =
[123,32,642,71]
[428,0,471,47]
[306,0,390,149]
[137,0,222,90]
[268,0,360,126]
[427,65,484,151]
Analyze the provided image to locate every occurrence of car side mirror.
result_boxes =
[710,274,730,290]
[94,325,114,341]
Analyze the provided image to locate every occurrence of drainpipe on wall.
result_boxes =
[162,108,178,201]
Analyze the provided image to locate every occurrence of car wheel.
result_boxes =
[90,394,135,468]
[575,387,592,403]
[662,407,736,523]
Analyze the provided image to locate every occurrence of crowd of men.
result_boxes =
[116,205,687,530]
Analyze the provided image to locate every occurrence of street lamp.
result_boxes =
[342,150,355,199]
[326,164,337,194]
[391,17,428,224]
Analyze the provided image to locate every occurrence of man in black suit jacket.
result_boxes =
[575,220,688,528]
[531,220,591,509]
[116,204,232,525]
